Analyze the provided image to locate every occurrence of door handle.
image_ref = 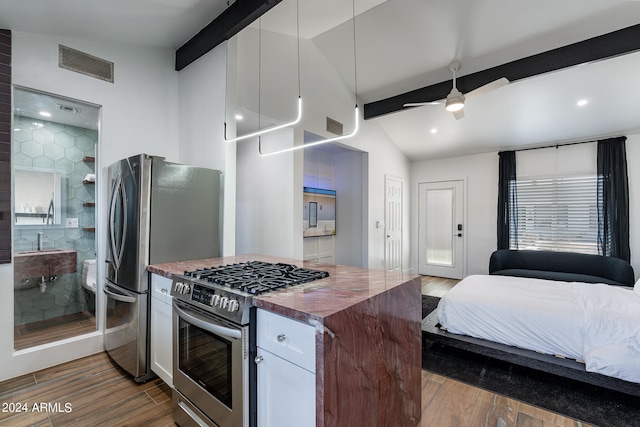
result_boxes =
[104,285,137,303]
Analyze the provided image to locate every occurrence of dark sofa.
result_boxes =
[489,249,635,287]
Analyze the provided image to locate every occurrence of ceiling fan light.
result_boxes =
[445,88,465,112]
[445,97,465,112]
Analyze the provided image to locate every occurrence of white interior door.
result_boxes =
[418,180,464,279]
[385,176,403,272]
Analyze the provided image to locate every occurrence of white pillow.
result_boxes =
[635,279,640,296]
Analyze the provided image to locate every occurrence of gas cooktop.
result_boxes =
[171,260,329,324]
[184,260,329,295]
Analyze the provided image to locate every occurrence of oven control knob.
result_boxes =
[220,296,229,309]
[228,299,239,312]
[174,282,190,294]
[212,294,221,306]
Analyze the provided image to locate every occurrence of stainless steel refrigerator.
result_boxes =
[104,154,222,382]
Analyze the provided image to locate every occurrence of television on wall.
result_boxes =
[303,187,336,237]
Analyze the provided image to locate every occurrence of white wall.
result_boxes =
[625,133,640,277]
[411,152,498,276]
[411,135,640,278]
[177,42,236,256]
[334,150,368,267]
[364,119,411,271]
[2,31,180,381]
[235,128,297,258]
[231,26,411,269]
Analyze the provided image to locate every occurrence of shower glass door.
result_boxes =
[12,86,100,350]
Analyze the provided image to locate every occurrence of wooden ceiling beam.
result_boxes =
[363,24,640,120]
[175,0,283,71]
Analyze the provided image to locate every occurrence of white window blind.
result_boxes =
[509,175,598,254]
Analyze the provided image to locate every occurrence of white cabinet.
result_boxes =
[150,273,173,387]
[256,309,316,426]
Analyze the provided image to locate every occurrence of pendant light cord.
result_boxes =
[352,0,358,105]
[258,0,360,156]
[297,0,301,98]
[224,0,303,143]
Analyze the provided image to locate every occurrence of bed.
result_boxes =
[422,250,640,396]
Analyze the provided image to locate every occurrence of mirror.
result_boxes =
[14,167,65,225]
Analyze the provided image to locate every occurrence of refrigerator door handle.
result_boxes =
[104,285,137,304]
[109,173,128,269]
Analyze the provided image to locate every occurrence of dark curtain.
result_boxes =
[497,151,516,250]
[597,137,630,262]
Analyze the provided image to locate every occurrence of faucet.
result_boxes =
[37,232,44,251]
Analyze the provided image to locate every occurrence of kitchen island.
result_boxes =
[148,254,422,426]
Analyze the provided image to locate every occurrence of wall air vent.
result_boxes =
[58,45,114,83]
[326,117,344,136]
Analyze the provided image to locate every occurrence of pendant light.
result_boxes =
[224,0,303,143]
[257,0,360,157]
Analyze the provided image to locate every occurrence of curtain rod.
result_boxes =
[508,135,625,153]
[514,139,596,152]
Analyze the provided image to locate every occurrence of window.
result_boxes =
[509,175,598,254]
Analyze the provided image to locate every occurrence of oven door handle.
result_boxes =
[173,302,242,340]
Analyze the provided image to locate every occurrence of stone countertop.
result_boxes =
[147,254,420,324]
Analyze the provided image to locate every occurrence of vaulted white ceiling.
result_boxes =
[2,0,640,161]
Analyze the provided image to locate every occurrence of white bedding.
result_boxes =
[437,274,640,383]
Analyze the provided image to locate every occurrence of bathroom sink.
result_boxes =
[16,249,69,254]
[14,249,77,280]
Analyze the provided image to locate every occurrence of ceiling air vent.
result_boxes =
[326,117,344,136]
[58,45,114,83]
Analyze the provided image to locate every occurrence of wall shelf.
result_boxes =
[83,202,96,207]
[83,227,95,232]
[83,156,95,163]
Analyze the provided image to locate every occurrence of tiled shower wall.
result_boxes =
[13,115,97,325]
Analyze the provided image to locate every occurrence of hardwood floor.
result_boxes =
[14,312,97,351]
[0,352,173,427]
[420,370,594,427]
[0,351,592,427]
[0,276,590,426]
[421,274,459,297]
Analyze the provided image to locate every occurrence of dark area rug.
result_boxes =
[421,295,640,427]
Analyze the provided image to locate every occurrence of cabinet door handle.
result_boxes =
[254,355,264,364]
[277,334,287,342]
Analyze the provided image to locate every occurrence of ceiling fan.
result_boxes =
[404,61,509,120]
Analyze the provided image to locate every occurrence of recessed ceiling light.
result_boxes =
[430,128,438,134]
[576,99,588,107]
[235,114,244,121]
[39,111,51,117]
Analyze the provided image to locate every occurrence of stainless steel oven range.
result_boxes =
[171,261,329,427]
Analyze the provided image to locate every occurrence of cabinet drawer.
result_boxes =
[151,274,173,304]
[257,309,316,373]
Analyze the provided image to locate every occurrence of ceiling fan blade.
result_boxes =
[452,109,465,120]
[465,77,509,99]
[403,101,441,107]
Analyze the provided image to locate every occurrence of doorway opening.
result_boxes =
[12,86,100,350]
